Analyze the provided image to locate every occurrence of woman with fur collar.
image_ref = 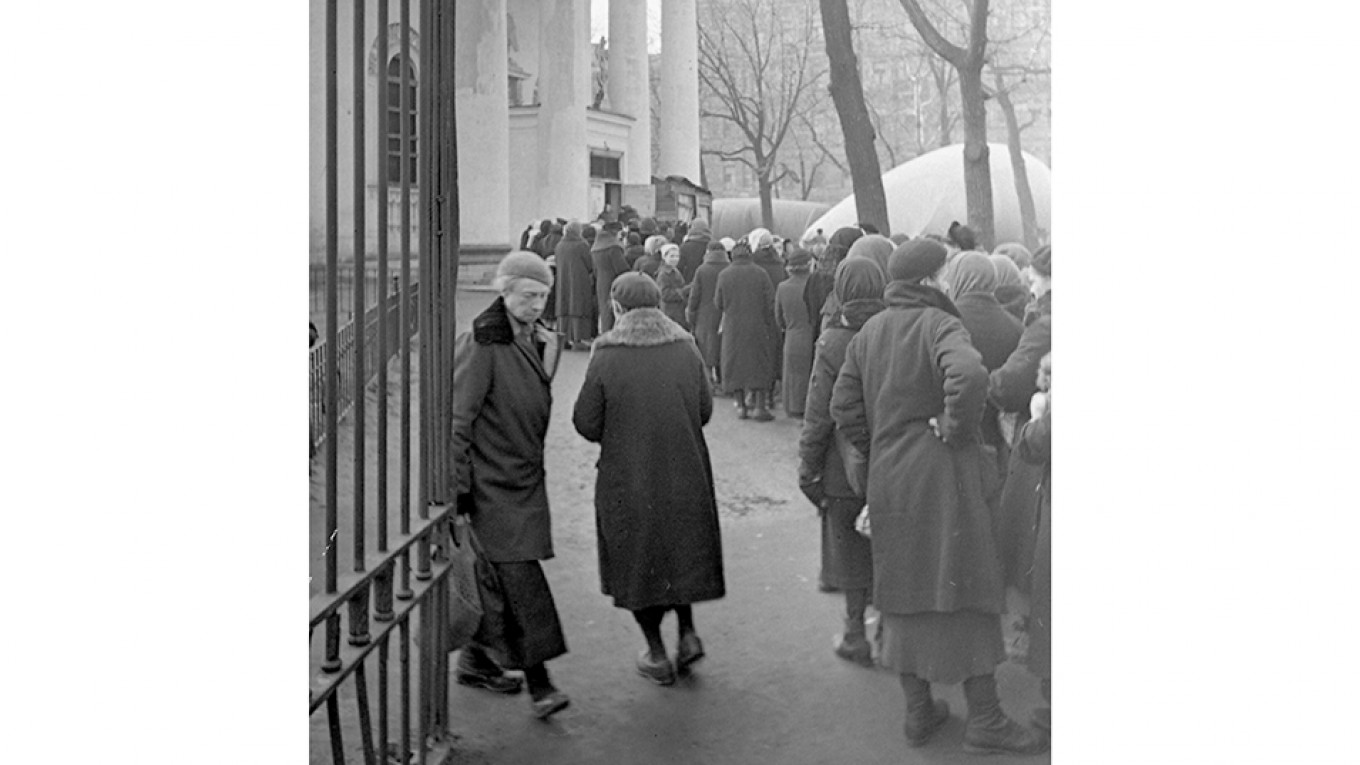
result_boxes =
[572,273,726,688]
[449,251,571,720]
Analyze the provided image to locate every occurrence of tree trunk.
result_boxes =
[957,62,994,249]
[818,0,890,234]
[993,76,1039,250]
[757,164,775,231]
[930,58,953,147]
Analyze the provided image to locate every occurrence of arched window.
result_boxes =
[386,56,417,184]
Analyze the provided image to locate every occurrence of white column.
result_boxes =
[455,0,511,247]
[608,0,651,185]
[659,0,700,183]
[536,0,590,221]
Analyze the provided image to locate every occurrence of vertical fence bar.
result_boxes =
[323,0,342,675]
[354,661,377,765]
[376,0,390,559]
[351,0,367,576]
[397,0,414,603]
[378,634,389,765]
[414,0,433,584]
[400,615,412,765]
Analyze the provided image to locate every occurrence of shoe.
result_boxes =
[751,391,774,422]
[900,673,950,746]
[531,689,570,719]
[834,634,874,668]
[962,675,1048,756]
[636,650,677,686]
[675,633,705,672]
[455,669,524,695]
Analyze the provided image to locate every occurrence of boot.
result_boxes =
[899,674,950,747]
[834,589,874,667]
[736,389,749,419]
[751,389,774,422]
[962,675,1048,756]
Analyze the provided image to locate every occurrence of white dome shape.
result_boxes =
[807,143,1051,244]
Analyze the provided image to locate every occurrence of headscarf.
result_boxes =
[686,218,711,240]
[719,237,736,252]
[747,227,773,251]
[994,242,1032,270]
[845,234,895,278]
[989,253,1025,291]
[945,251,998,300]
[834,257,886,304]
[591,227,620,252]
[644,235,667,256]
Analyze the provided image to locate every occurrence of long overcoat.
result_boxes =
[592,243,631,333]
[830,282,1004,617]
[686,253,728,368]
[713,256,777,391]
[774,271,814,416]
[555,231,595,325]
[753,247,788,379]
[955,291,1023,460]
[1016,408,1051,679]
[572,308,726,610]
[678,235,711,283]
[656,264,690,330]
[450,297,564,562]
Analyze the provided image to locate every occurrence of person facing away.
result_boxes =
[632,234,665,279]
[713,241,778,421]
[590,227,631,334]
[677,217,712,283]
[774,247,816,418]
[553,220,596,350]
[686,240,730,387]
[829,238,1047,755]
[572,272,726,688]
[448,251,571,720]
[797,257,886,667]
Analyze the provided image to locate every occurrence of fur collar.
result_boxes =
[592,307,693,349]
[472,296,547,345]
[883,281,961,318]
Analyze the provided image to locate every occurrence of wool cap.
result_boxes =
[1031,244,1051,277]
[993,242,1032,270]
[688,218,711,238]
[610,272,662,310]
[591,227,620,251]
[888,238,948,283]
[496,250,553,288]
[786,247,813,268]
[639,217,658,235]
[706,240,726,253]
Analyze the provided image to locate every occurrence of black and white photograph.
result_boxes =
[12,1,1360,764]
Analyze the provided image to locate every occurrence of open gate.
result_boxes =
[309,1,462,762]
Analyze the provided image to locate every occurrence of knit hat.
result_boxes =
[610,272,661,310]
[1031,244,1051,277]
[687,218,711,238]
[639,217,657,235]
[496,250,553,288]
[888,239,948,283]
[993,242,1032,270]
[786,247,813,269]
[706,240,725,253]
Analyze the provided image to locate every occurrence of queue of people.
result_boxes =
[452,220,1054,757]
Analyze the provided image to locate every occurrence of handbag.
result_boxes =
[445,516,484,651]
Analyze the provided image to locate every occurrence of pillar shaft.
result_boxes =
[608,0,651,185]
[537,0,590,221]
[659,0,700,183]
[454,0,511,246]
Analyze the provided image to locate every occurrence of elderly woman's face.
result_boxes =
[504,280,551,324]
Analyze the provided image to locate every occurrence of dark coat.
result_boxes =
[775,272,814,416]
[592,244,631,333]
[830,282,1004,617]
[572,308,726,610]
[994,285,1030,323]
[989,291,1051,415]
[713,257,777,391]
[955,291,1024,458]
[656,264,690,330]
[623,244,646,269]
[686,256,728,368]
[555,233,595,321]
[632,252,661,279]
[451,297,564,562]
[1016,408,1051,679]
[678,236,710,283]
[752,247,788,376]
[799,299,884,500]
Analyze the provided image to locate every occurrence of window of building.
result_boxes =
[589,153,621,180]
[386,55,418,184]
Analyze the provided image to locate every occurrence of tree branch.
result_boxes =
[897,0,967,67]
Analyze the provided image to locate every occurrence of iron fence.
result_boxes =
[311,1,461,763]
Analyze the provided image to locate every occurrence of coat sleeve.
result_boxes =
[830,333,871,457]
[450,332,492,495]
[686,272,702,325]
[572,353,606,443]
[1017,407,1051,465]
[798,340,836,479]
[774,286,788,331]
[989,315,1051,413]
[694,341,713,426]
[933,315,989,445]
[611,248,630,278]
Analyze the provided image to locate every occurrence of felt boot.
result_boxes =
[899,674,950,747]
[962,675,1048,756]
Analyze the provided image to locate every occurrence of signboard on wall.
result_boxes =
[623,183,655,218]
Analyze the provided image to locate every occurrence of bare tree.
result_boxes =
[818,0,890,233]
[984,0,1049,248]
[697,0,826,229]
[898,0,996,247]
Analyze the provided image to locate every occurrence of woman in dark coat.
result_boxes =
[677,218,712,283]
[573,273,725,687]
[686,241,729,386]
[803,226,859,344]
[450,251,571,720]
[990,253,1030,322]
[590,227,631,334]
[1015,353,1051,734]
[622,232,646,269]
[714,242,777,421]
[774,248,815,418]
[821,233,893,330]
[537,223,565,325]
[990,245,1052,594]
[554,221,596,350]
[946,251,1023,468]
[632,234,664,279]
[749,228,787,403]
[655,243,690,330]
[830,239,1045,755]
[798,258,885,667]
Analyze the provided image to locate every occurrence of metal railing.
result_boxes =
[311,1,462,763]
[309,283,420,458]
